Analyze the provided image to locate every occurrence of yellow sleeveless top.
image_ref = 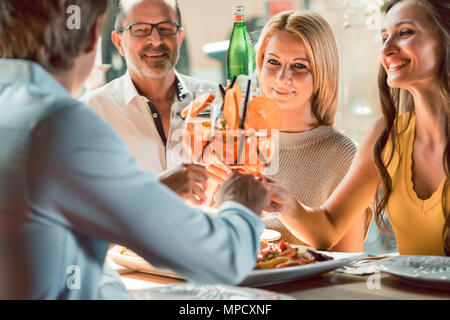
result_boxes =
[383,112,447,256]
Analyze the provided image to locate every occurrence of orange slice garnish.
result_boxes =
[223,88,239,130]
[244,96,282,130]
[225,82,241,108]
[180,92,215,119]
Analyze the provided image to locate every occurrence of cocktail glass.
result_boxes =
[183,97,278,207]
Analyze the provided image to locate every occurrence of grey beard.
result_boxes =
[134,58,176,79]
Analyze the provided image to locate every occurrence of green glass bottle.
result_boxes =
[226,5,256,114]
[227,5,255,80]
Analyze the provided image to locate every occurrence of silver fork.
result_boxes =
[343,254,394,270]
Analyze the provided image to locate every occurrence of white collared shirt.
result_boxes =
[80,70,218,173]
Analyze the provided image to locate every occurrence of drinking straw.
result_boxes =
[236,79,252,164]
[218,84,226,99]
[235,133,245,164]
[196,136,215,163]
[216,84,226,123]
[216,76,236,124]
[239,79,251,129]
[256,146,269,166]
[229,76,237,89]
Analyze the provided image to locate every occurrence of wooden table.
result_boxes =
[118,267,450,300]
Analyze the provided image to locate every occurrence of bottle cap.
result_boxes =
[233,5,245,14]
[233,5,245,22]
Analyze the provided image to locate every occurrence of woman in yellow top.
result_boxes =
[265,0,450,256]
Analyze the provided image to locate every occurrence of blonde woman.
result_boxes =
[257,10,370,252]
[265,0,449,256]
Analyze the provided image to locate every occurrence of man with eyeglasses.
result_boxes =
[80,0,236,297]
[80,0,227,205]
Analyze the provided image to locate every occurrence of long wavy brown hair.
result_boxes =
[374,0,450,255]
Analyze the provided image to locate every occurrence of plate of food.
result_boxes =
[108,229,282,278]
[378,255,450,291]
[108,241,366,287]
[240,240,366,287]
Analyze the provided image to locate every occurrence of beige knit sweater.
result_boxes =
[263,125,357,245]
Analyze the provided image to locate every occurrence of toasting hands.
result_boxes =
[158,163,209,205]
[159,164,276,215]
[158,163,233,206]
[260,176,298,214]
[215,173,271,215]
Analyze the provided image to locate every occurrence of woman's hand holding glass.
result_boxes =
[261,176,299,214]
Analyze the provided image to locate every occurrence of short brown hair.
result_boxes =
[0,0,108,73]
[255,11,340,125]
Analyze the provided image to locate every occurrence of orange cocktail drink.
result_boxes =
[183,117,213,164]
[181,82,281,204]
[184,119,276,174]
[213,128,275,174]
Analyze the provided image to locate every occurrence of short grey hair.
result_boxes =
[114,0,182,31]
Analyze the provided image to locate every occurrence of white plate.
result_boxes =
[378,255,450,291]
[108,245,183,279]
[260,229,281,242]
[109,245,366,287]
[240,251,366,287]
[128,283,294,300]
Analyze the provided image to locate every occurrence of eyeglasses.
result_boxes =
[119,22,180,37]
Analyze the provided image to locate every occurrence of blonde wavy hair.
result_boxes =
[255,10,339,125]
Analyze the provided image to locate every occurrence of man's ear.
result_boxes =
[84,17,104,54]
[178,28,185,47]
[111,31,126,57]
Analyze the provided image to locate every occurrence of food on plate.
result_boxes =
[256,256,293,269]
[180,92,215,119]
[255,240,333,270]
[117,246,138,257]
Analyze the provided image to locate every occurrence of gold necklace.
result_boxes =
[151,91,176,118]
[158,104,172,116]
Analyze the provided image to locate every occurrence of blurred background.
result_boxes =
[95,0,397,254]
